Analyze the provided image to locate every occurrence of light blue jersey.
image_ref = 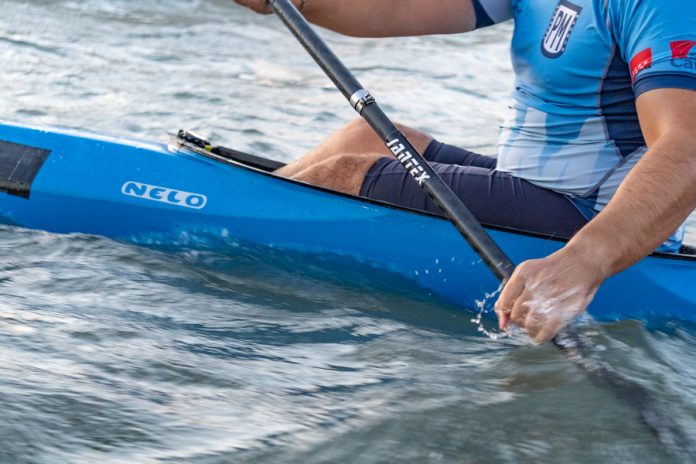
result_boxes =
[471,0,696,251]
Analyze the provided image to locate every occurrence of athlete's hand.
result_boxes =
[494,246,607,343]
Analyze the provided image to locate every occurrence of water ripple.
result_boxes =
[0,1,694,463]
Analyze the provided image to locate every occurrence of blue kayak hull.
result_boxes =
[0,120,694,323]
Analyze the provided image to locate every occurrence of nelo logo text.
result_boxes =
[121,181,208,209]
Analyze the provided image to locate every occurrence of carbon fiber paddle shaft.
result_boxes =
[267,0,515,282]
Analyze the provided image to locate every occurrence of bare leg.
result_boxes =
[276,118,433,178]
[290,153,386,196]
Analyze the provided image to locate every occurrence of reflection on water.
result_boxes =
[1,1,696,463]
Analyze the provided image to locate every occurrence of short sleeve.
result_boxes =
[610,0,696,97]
[471,0,513,29]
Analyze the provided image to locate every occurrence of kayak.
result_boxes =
[0,119,694,323]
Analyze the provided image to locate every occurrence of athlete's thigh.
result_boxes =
[423,141,496,169]
[360,158,587,239]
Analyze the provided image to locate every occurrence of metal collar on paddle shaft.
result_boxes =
[264,0,692,455]
[266,0,515,283]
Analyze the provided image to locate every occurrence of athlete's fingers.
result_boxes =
[523,305,548,342]
[533,317,567,344]
[508,288,532,327]
[495,268,527,330]
[497,309,510,331]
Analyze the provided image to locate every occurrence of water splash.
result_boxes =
[470,283,509,340]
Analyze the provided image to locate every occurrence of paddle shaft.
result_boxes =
[267,0,515,283]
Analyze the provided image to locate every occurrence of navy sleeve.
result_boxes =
[610,0,696,97]
[470,0,513,29]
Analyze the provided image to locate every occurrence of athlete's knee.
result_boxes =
[291,153,384,195]
[340,119,433,154]
[341,118,376,141]
[396,124,434,153]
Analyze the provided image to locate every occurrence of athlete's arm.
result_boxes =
[233,0,505,37]
[495,88,696,343]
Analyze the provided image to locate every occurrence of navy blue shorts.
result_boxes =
[359,141,589,238]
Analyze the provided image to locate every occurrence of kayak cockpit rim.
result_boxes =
[170,130,696,261]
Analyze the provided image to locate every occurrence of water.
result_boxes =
[1,1,696,462]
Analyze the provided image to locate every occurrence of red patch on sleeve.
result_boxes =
[630,48,653,81]
[671,40,696,59]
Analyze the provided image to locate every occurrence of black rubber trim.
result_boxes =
[0,140,50,198]
[680,245,696,256]
[212,146,285,171]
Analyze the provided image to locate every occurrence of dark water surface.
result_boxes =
[1,1,696,463]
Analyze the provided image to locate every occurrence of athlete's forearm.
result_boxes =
[303,0,477,38]
[565,128,696,279]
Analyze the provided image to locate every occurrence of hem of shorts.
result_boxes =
[359,139,443,197]
[359,156,392,197]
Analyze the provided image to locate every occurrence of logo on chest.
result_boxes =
[541,0,583,59]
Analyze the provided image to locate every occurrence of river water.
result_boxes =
[1,1,695,463]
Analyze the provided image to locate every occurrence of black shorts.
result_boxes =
[359,141,589,239]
